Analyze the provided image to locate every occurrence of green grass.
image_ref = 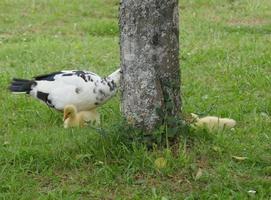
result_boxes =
[0,0,270,199]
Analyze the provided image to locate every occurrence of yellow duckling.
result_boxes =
[191,113,236,131]
[63,105,100,128]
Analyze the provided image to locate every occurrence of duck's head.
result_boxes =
[63,104,77,121]
[191,113,199,121]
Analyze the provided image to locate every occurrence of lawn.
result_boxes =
[0,0,270,199]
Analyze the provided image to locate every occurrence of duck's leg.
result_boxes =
[79,109,100,126]
[89,108,100,125]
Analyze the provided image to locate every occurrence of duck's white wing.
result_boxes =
[50,82,101,111]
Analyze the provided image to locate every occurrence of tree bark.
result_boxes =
[120,0,181,131]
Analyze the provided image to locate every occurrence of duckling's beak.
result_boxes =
[63,114,68,121]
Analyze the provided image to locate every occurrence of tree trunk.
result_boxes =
[120,0,181,131]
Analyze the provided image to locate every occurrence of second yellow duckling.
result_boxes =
[63,104,100,128]
[191,113,236,131]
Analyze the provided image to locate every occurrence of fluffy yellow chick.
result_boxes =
[191,113,236,131]
[63,105,100,128]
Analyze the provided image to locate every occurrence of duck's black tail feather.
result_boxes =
[9,78,36,94]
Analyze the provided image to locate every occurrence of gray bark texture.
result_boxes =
[120,0,181,131]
